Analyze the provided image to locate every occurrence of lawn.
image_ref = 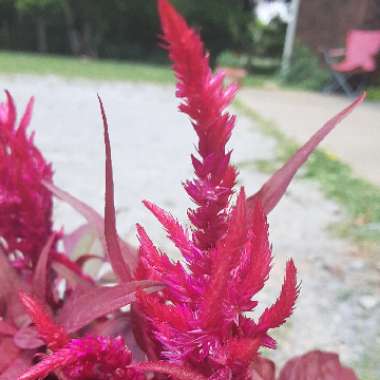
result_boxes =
[0,51,174,83]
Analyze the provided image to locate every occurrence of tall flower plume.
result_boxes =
[134,1,299,378]
[0,91,53,267]
[18,292,143,380]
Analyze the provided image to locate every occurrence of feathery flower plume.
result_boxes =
[134,3,299,378]
[18,292,143,380]
[0,91,53,267]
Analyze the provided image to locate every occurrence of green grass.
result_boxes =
[0,50,275,88]
[235,99,380,245]
[0,51,174,83]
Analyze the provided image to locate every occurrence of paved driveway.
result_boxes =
[239,88,380,186]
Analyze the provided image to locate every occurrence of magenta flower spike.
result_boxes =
[133,1,299,378]
[0,91,53,267]
[18,292,144,380]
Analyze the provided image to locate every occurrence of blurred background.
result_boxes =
[0,1,379,380]
[0,0,380,94]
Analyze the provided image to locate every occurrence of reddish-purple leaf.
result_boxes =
[132,360,207,380]
[13,326,44,350]
[43,181,137,271]
[52,252,95,287]
[0,352,34,380]
[0,319,17,336]
[250,357,276,380]
[98,95,131,282]
[63,223,95,257]
[52,260,94,291]
[278,350,358,380]
[32,233,56,300]
[0,337,20,373]
[57,280,162,333]
[247,93,366,214]
[0,246,20,301]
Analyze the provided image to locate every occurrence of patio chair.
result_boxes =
[323,29,380,96]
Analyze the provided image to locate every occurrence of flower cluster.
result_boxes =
[0,91,53,268]
[0,0,364,379]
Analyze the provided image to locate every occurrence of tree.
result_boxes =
[15,0,62,52]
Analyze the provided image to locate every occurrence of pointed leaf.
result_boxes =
[43,181,137,270]
[0,352,34,380]
[52,257,94,292]
[63,223,97,258]
[247,94,366,214]
[98,95,131,282]
[57,280,162,333]
[0,319,17,336]
[33,233,56,300]
[0,246,20,301]
[13,326,44,349]
[0,337,20,373]
[278,350,358,380]
[251,357,276,380]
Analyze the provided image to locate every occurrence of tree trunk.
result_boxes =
[36,15,47,53]
[62,0,81,55]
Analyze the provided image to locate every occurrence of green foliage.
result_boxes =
[280,43,330,90]
[0,0,255,61]
[250,17,286,58]
[15,0,62,13]
[367,87,380,101]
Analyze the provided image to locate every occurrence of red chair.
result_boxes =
[324,29,380,96]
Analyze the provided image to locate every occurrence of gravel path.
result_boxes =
[2,75,379,378]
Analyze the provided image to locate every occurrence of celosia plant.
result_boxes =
[0,1,365,379]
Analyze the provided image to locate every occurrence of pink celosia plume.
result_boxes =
[0,91,53,266]
[158,0,238,252]
[18,293,144,380]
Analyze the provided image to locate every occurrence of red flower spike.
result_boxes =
[158,0,238,251]
[18,336,142,380]
[19,292,69,350]
[0,91,53,266]
[224,338,261,366]
[201,188,247,328]
[143,200,199,264]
